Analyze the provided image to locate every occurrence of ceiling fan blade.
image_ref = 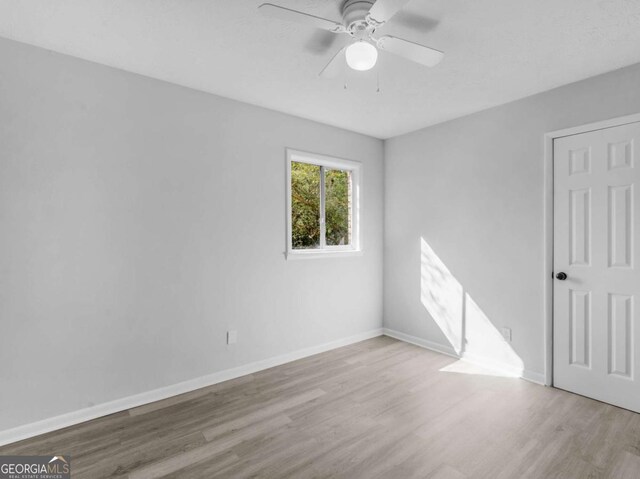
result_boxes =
[306,30,340,55]
[367,0,412,25]
[259,3,345,33]
[376,35,444,67]
[319,47,346,78]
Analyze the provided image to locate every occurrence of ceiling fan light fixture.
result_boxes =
[345,40,378,71]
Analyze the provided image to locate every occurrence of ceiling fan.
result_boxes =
[259,0,444,78]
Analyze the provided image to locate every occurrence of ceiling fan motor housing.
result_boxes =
[341,0,375,36]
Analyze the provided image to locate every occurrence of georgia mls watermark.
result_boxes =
[0,456,70,479]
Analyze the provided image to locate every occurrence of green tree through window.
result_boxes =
[291,162,321,249]
[291,161,352,250]
[325,169,351,246]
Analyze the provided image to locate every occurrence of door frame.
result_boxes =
[543,112,640,386]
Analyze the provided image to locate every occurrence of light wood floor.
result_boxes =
[2,336,640,478]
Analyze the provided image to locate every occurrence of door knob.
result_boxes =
[555,272,567,280]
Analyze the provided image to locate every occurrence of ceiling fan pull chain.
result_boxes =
[376,69,381,93]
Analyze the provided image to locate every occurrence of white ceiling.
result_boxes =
[1,0,640,138]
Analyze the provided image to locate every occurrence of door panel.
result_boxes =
[569,188,591,266]
[609,185,633,268]
[608,293,633,378]
[569,289,590,367]
[554,121,640,412]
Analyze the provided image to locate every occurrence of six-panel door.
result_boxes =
[554,121,640,412]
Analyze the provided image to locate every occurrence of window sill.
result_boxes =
[285,249,363,260]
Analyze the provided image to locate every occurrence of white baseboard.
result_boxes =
[382,328,459,358]
[520,369,547,385]
[382,328,546,386]
[0,328,383,447]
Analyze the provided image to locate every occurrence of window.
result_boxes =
[286,149,361,258]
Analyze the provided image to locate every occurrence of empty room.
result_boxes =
[1,0,640,478]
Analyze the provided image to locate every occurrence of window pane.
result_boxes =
[325,169,351,246]
[291,161,321,249]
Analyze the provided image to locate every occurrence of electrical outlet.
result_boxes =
[227,330,237,345]
[501,327,512,342]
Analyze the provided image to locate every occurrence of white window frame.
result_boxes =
[286,149,362,259]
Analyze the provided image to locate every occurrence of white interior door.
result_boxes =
[554,121,640,412]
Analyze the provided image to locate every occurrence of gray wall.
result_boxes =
[384,62,640,379]
[0,38,384,431]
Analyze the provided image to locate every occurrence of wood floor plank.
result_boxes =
[427,464,469,479]
[607,451,640,479]
[201,388,325,441]
[129,414,291,479]
[129,374,255,417]
[1,337,639,478]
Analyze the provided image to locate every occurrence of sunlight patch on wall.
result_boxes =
[420,237,524,378]
[464,293,524,377]
[420,238,464,354]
